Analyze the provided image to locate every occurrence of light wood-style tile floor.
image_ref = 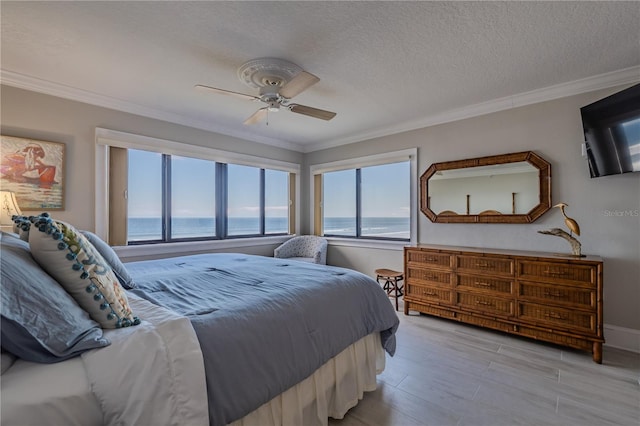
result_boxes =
[330,300,640,426]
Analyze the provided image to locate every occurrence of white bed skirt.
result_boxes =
[230,332,385,426]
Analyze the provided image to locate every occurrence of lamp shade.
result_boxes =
[0,191,22,226]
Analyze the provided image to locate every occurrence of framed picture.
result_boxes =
[0,135,65,210]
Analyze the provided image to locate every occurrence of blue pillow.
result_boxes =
[0,232,110,363]
[81,230,136,289]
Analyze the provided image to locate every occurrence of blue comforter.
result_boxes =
[127,253,399,425]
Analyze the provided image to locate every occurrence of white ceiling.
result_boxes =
[1,1,639,153]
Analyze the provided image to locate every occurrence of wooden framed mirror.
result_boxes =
[420,151,551,223]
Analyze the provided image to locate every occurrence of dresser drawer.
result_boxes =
[457,274,513,295]
[519,281,595,309]
[456,292,514,316]
[406,284,453,304]
[456,313,516,334]
[407,267,452,287]
[518,261,597,286]
[405,302,457,319]
[456,255,514,276]
[518,303,595,332]
[406,250,453,269]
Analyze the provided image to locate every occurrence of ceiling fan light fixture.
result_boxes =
[267,101,280,112]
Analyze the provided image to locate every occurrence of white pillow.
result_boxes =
[28,214,140,329]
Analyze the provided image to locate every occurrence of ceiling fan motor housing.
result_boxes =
[259,86,283,102]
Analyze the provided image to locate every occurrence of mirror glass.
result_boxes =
[420,152,551,223]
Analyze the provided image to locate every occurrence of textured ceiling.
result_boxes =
[1,1,639,152]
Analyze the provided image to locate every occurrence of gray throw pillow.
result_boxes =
[0,232,110,363]
[81,230,136,289]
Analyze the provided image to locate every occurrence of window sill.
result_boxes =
[326,237,410,251]
[113,235,291,260]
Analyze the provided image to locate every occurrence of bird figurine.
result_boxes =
[554,202,580,237]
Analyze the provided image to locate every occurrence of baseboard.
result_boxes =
[603,324,640,353]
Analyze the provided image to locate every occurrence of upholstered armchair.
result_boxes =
[274,236,328,265]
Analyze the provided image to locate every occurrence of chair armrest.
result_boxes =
[274,239,296,258]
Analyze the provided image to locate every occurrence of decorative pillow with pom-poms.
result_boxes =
[28,213,140,329]
[11,214,32,241]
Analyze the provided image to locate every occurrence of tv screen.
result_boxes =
[580,83,640,178]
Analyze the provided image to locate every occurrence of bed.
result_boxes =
[1,227,399,426]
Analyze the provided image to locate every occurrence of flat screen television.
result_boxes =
[580,83,640,178]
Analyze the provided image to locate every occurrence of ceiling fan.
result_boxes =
[195,58,336,125]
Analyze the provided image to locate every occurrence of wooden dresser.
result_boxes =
[404,244,604,363]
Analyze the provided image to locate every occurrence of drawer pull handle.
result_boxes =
[423,291,439,297]
[423,274,436,280]
[543,291,566,298]
[475,262,490,267]
[544,269,568,276]
[475,281,494,288]
[426,257,436,262]
[545,312,567,320]
[476,301,493,306]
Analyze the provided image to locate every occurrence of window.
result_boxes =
[96,129,299,247]
[170,155,216,239]
[323,169,356,236]
[227,164,260,236]
[127,150,220,242]
[360,162,410,239]
[265,169,289,234]
[127,150,163,242]
[125,151,291,243]
[313,149,416,243]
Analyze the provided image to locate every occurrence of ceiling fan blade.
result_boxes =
[195,84,259,101]
[243,108,268,125]
[279,71,320,99]
[289,104,336,121]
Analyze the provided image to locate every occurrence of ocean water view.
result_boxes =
[128,217,409,241]
[323,217,409,239]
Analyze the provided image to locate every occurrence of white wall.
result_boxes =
[305,85,640,334]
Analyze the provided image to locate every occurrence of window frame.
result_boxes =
[126,156,289,245]
[95,128,300,253]
[310,148,418,247]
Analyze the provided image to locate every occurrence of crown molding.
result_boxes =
[0,69,304,152]
[302,66,640,153]
[2,66,638,154]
